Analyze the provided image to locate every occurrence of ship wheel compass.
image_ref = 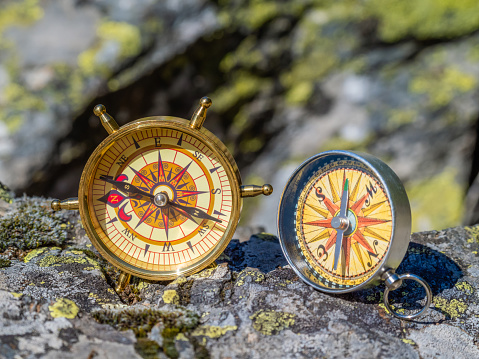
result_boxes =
[52,97,273,291]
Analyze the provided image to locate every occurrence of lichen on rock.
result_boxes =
[0,197,71,251]
[249,309,296,336]
[92,306,200,358]
[48,297,80,319]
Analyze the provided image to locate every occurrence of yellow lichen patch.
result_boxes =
[250,310,295,335]
[78,21,141,76]
[402,339,416,346]
[64,250,85,256]
[162,290,180,304]
[456,281,474,295]
[10,292,23,298]
[0,0,43,36]
[136,281,149,291]
[235,270,265,287]
[172,276,188,285]
[409,67,477,109]
[36,253,102,270]
[191,268,215,278]
[88,292,118,307]
[366,0,479,42]
[465,226,479,243]
[408,169,464,232]
[24,247,49,263]
[285,81,314,106]
[191,325,238,339]
[211,73,271,113]
[49,298,79,319]
[434,297,468,319]
[175,333,188,342]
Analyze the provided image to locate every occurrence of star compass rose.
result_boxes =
[297,168,393,284]
[98,146,223,250]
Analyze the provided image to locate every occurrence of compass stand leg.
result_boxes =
[115,271,132,293]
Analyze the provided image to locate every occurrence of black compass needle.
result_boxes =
[99,175,154,200]
[168,202,222,223]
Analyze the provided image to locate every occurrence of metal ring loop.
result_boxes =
[383,273,432,320]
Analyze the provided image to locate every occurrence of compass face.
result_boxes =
[80,120,240,279]
[278,152,409,293]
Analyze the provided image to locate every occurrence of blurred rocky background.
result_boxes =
[1,0,479,233]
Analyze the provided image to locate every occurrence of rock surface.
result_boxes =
[1,195,479,358]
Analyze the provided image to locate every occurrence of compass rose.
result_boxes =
[301,169,391,277]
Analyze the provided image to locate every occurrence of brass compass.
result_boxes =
[52,97,272,291]
[277,150,432,319]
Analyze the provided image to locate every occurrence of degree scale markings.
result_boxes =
[89,127,233,271]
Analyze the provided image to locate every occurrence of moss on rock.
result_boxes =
[0,198,71,251]
[92,307,200,358]
[0,256,11,268]
[0,182,14,204]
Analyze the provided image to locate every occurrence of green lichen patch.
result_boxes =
[253,233,279,242]
[465,226,479,243]
[0,198,71,251]
[408,169,464,232]
[36,250,102,271]
[409,66,477,110]
[434,297,468,319]
[235,269,265,287]
[0,182,14,204]
[191,267,216,279]
[0,256,11,268]
[250,309,295,335]
[455,281,474,295]
[78,21,141,77]
[92,307,200,358]
[366,0,479,42]
[0,0,43,55]
[134,338,161,359]
[162,290,180,305]
[191,325,237,339]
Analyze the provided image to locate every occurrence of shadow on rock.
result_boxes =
[341,242,463,308]
[221,233,288,272]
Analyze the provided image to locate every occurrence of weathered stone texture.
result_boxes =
[1,195,479,358]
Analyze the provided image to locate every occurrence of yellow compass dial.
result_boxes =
[296,162,393,289]
[85,125,234,277]
[277,151,409,293]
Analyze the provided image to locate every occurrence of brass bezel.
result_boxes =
[78,116,242,280]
